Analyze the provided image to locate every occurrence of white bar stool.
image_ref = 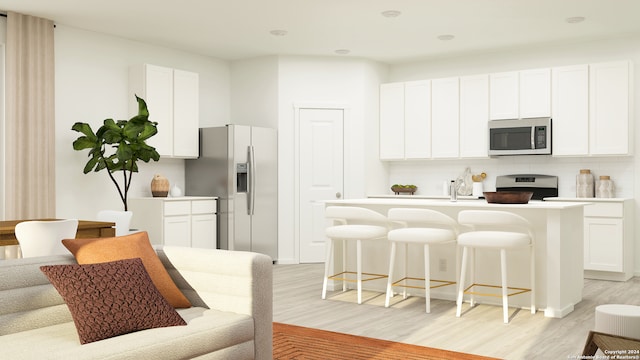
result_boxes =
[384,208,459,313]
[322,206,389,304]
[595,304,640,338]
[455,210,535,324]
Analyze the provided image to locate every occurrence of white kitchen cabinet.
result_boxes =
[589,61,632,155]
[172,69,200,157]
[489,69,551,120]
[519,68,551,118]
[459,74,489,158]
[379,81,431,160]
[489,71,519,120]
[129,197,217,249]
[129,64,200,158]
[404,80,431,159]
[551,64,589,156]
[431,77,459,158]
[546,198,634,281]
[379,82,405,160]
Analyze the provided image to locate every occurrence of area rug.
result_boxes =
[273,322,500,360]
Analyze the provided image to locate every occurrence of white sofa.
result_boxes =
[0,246,273,360]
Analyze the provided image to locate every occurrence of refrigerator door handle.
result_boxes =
[248,145,256,215]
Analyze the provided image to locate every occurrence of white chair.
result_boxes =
[14,219,79,258]
[456,210,535,324]
[97,210,133,236]
[322,206,389,304]
[385,208,459,313]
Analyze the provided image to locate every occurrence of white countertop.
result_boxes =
[545,197,631,203]
[132,196,217,201]
[327,197,589,209]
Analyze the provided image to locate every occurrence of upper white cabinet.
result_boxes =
[589,61,632,155]
[489,69,551,120]
[379,81,431,160]
[459,74,489,158]
[489,71,519,120]
[379,82,405,160]
[379,60,632,160]
[404,80,432,159]
[552,61,633,157]
[129,64,200,159]
[552,64,589,156]
[519,68,551,118]
[431,77,459,158]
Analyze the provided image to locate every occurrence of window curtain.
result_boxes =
[5,12,55,219]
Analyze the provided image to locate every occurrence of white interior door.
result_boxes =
[298,108,344,263]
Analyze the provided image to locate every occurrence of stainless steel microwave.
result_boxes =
[488,117,551,156]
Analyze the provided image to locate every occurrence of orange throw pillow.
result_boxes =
[62,231,191,308]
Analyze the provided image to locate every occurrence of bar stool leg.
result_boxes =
[385,242,397,307]
[424,244,431,313]
[322,239,335,300]
[357,239,362,305]
[531,245,536,314]
[456,246,468,317]
[403,243,409,299]
[501,249,509,324]
[469,248,476,308]
[342,240,347,292]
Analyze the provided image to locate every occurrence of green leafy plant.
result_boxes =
[71,95,160,210]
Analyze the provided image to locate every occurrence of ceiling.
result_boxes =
[2,0,640,64]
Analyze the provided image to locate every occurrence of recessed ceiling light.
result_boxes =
[381,10,401,18]
[269,29,288,36]
[566,16,586,24]
[334,49,350,55]
[437,34,455,41]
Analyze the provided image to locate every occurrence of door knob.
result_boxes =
[336,192,342,199]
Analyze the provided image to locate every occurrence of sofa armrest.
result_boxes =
[155,246,272,360]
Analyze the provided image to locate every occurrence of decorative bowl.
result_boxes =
[483,191,533,204]
[391,185,417,195]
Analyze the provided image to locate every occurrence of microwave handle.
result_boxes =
[531,126,535,149]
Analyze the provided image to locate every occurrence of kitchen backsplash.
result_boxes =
[387,156,634,199]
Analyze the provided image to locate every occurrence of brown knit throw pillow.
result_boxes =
[40,258,186,344]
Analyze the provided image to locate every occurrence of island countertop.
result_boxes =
[321,197,588,318]
[326,196,590,209]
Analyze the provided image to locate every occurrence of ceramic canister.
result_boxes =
[576,169,594,198]
[596,176,614,198]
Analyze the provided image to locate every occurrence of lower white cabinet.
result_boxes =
[129,197,217,248]
[546,198,634,281]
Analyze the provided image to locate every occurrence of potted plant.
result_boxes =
[71,95,160,211]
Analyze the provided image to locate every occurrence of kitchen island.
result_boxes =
[323,197,589,318]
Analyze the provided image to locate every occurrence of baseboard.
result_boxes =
[544,304,575,318]
[274,258,298,265]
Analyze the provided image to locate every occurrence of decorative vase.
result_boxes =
[576,169,594,198]
[596,176,614,198]
[151,174,169,197]
[170,184,183,197]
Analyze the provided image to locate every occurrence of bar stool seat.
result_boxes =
[385,208,459,313]
[456,210,535,324]
[322,206,390,304]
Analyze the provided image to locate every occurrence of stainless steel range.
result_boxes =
[495,174,558,200]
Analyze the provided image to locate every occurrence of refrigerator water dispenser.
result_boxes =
[236,163,248,193]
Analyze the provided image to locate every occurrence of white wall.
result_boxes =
[276,56,387,263]
[230,56,279,128]
[385,34,640,275]
[54,25,231,218]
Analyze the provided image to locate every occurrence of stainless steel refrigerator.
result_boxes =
[185,125,277,260]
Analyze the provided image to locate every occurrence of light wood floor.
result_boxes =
[273,263,640,359]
